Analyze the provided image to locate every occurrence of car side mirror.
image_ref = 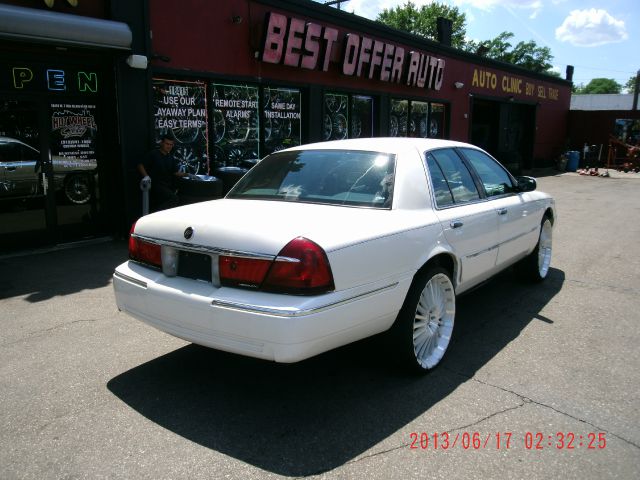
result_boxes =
[516,176,537,192]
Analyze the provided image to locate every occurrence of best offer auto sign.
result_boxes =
[260,12,446,92]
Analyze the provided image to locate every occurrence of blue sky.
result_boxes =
[313,0,638,90]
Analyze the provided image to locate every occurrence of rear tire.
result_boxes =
[518,216,553,282]
[389,267,456,374]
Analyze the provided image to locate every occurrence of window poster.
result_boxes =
[263,87,301,155]
[50,103,98,169]
[410,101,428,138]
[153,78,208,175]
[210,83,259,167]
[390,99,408,137]
[323,93,348,141]
[351,96,373,139]
[429,103,446,139]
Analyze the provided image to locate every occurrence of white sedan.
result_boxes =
[113,138,555,373]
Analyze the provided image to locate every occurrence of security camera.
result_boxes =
[126,55,148,70]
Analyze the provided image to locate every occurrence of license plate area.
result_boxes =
[177,250,212,282]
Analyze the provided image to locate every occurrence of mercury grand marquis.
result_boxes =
[113,138,555,373]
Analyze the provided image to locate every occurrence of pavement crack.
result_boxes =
[336,402,527,470]
[444,367,640,450]
[447,402,526,433]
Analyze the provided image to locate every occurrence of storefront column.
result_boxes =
[111,0,152,228]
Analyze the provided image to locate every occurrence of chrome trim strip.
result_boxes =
[211,282,399,317]
[113,271,147,288]
[131,234,275,260]
[465,225,538,259]
[501,225,539,246]
[466,244,499,259]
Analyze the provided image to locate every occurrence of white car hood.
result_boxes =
[134,199,433,255]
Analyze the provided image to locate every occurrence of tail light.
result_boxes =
[219,256,272,289]
[262,237,334,294]
[128,222,162,269]
[218,237,334,295]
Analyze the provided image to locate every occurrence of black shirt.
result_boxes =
[144,149,180,189]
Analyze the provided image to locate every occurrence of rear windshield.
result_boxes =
[227,149,395,208]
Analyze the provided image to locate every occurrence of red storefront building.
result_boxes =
[0,0,571,251]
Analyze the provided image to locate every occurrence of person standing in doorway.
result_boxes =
[137,135,190,211]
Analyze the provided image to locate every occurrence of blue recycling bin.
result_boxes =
[566,151,580,172]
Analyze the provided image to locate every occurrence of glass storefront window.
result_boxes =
[410,101,428,138]
[390,99,448,138]
[50,102,99,224]
[153,78,209,174]
[323,93,349,141]
[322,93,373,141]
[0,99,46,237]
[263,87,301,155]
[615,119,640,145]
[429,103,446,139]
[390,99,408,137]
[351,95,373,139]
[211,83,259,168]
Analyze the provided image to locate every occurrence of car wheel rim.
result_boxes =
[65,176,91,204]
[413,273,455,369]
[538,220,552,278]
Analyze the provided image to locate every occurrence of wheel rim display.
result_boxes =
[65,176,91,204]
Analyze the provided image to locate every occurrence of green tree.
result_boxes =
[579,78,622,94]
[572,83,585,94]
[466,32,554,74]
[377,3,556,76]
[624,75,637,93]
[377,1,467,49]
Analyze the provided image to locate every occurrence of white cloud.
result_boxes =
[555,9,628,46]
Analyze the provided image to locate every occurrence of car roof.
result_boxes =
[0,136,29,146]
[284,137,479,155]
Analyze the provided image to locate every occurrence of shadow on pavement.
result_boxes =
[108,267,564,476]
[0,240,128,301]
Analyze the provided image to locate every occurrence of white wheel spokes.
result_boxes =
[538,220,553,278]
[413,273,455,369]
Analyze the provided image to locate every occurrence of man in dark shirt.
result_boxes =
[137,135,190,211]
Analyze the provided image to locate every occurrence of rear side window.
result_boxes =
[460,148,515,197]
[426,148,480,207]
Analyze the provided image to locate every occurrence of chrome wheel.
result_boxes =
[64,174,92,204]
[412,272,455,369]
[516,214,553,282]
[538,219,553,278]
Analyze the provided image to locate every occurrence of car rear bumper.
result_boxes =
[113,261,408,362]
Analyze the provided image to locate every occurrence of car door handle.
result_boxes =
[5,166,17,172]
[497,208,508,215]
[450,220,464,229]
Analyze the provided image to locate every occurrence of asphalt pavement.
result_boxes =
[1,171,639,479]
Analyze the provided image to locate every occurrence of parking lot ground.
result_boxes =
[1,172,639,479]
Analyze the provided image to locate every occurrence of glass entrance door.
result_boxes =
[0,98,105,251]
[0,98,50,249]
[49,101,101,242]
